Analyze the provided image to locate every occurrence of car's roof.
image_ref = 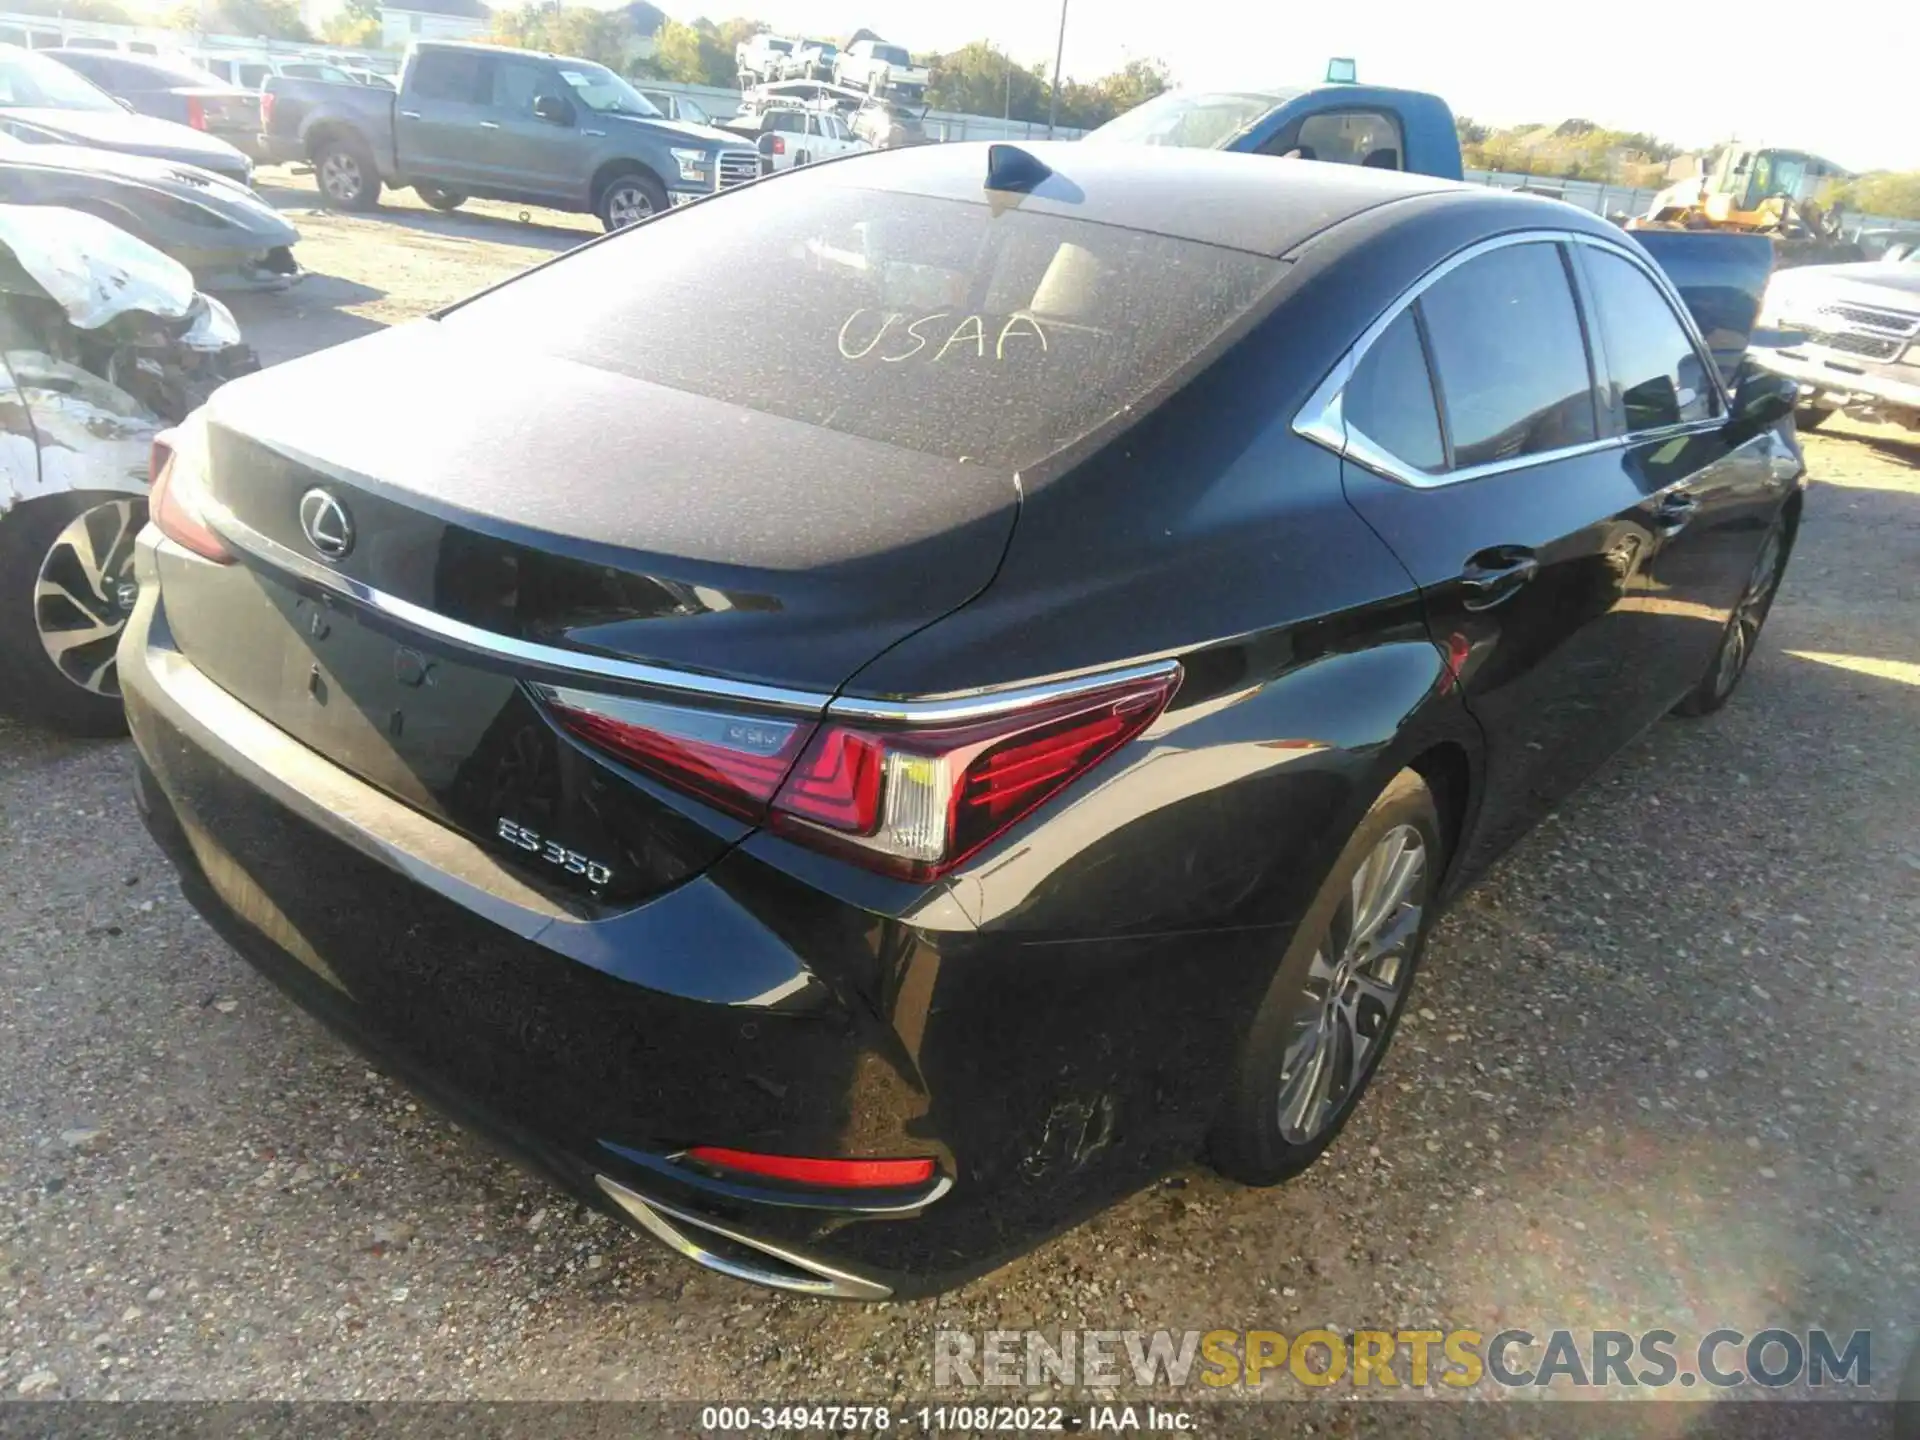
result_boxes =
[814,141,1468,257]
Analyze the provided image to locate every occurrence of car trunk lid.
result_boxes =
[157,322,1017,904]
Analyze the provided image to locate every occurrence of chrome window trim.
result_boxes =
[209,505,1180,727]
[1292,228,1733,490]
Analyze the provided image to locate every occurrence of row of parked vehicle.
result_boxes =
[735,32,930,105]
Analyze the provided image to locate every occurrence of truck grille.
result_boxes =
[716,151,759,190]
[1806,329,1902,361]
[1816,302,1919,337]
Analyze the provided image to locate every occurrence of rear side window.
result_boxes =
[441,176,1282,472]
[1419,243,1598,468]
[1344,309,1444,472]
[411,51,486,102]
[1580,248,1716,432]
[1287,109,1405,169]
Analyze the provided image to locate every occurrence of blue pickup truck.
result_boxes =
[1083,82,1463,179]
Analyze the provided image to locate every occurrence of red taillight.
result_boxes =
[770,135,785,155]
[184,95,206,130]
[148,434,233,563]
[684,1146,935,1190]
[539,667,1178,879]
[538,684,813,820]
[771,671,1178,879]
[259,90,275,127]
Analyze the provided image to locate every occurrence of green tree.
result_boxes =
[648,15,734,85]
[164,0,311,39]
[489,3,631,68]
[924,41,1047,121]
[321,0,381,48]
[1829,171,1920,220]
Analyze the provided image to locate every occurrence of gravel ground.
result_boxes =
[3,170,1918,1416]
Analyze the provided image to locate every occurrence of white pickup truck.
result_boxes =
[734,33,796,88]
[832,40,928,103]
[1756,250,1920,432]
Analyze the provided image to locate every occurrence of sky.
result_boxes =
[688,0,1920,171]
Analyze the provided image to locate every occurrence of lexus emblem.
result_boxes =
[298,488,354,561]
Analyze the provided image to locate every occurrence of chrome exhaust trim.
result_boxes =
[595,1174,893,1301]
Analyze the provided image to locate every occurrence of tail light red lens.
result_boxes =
[259,91,275,127]
[185,95,206,130]
[684,1146,935,1190]
[770,136,785,155]
[538,667,1178,879]
[148,431,233,564]
[772,670,1178,879]
[536,684,814,821]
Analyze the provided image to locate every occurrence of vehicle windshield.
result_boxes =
[0,47,120,110]
[558,63,662,117]
[1084,90,1290,149]
[766,39,793,53]
[872,44,910,66]
[440,175,1282,472]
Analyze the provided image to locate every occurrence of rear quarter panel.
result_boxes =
[271,76,397,173]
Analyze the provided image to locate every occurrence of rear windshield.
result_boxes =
[1086,91,1291,150]
[439,178,1280,471]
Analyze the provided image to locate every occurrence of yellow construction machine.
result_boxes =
[1630,145,1862,266]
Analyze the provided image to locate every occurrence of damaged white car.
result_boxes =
[0,204,255,734]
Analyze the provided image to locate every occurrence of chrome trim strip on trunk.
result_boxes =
[595,1174,893,1299]
[827,659,1183,726]
[207,506,832,717]
[207,511,1180,728]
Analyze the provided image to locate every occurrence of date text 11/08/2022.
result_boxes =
[699,1407,1195,1432]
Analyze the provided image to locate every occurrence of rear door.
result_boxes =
[1572,240,1791,708]
[475,53,576,200]
[1324,235,1674,873]
[397,47,490,186]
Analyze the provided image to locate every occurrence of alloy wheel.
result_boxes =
[1276,825,1427,1144]
[604,183,656,229]
[34,498,143,697]
[319,150,363,204]
[1713,519,1785,700]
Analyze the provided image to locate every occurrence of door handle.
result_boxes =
[400,109,421,119]
[1459,546,1539,611]
[1655,489,1699,535]
[479,120,500,129]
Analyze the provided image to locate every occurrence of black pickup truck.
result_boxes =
[261,41,760,229]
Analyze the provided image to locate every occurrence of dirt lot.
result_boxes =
[3,169,1919,1415]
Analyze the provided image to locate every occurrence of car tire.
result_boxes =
[1671,508,1793,718]
[0,491,146,737]
[313,135,382,211]
[595,169,669,232]
[1795,403,1834,432]
[415,184,467,212]
[1207,769,1443,1187]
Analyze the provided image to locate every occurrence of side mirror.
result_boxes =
[1725,360,1798,439]
[532,94,572,126]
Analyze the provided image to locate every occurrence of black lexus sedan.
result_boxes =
[121,142,1804,1299]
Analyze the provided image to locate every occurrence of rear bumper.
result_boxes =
[118,534,1239,1295]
